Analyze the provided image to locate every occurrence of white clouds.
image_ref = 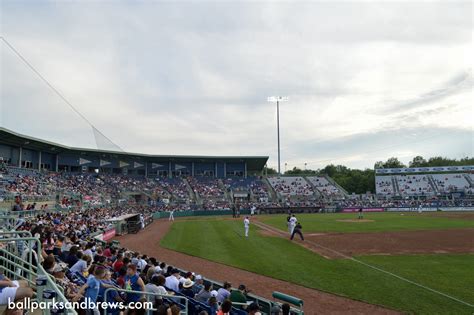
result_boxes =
[0,0,472,169]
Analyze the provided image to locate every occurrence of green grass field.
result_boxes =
[261,212,474,233]
[160,214,474,314]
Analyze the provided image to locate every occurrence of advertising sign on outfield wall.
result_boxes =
[386,207,438,212]
[342,208,384,213]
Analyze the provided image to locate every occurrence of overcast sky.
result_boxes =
[1,0,473,170]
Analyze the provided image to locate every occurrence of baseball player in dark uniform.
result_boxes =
[290,223,304,241]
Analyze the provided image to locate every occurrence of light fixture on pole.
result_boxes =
[268,96,288,175]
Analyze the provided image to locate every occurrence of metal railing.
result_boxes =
[0,231,77,315]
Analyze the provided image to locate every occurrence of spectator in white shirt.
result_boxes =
[165,269,180,292]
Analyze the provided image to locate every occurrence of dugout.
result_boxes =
[106,213,141,235]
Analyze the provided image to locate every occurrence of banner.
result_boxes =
[102,228,116,241]
[375,165,474,174]
[79,158,91,165]
[342,208,384,213]
[100,160,111,167]
[386,207,437,212]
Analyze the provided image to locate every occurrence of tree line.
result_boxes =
[265,156,473,194]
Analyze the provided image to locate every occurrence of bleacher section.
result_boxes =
[187,177,231,210]
[376,167,474,197]
[154,177,190,202]
[375,176,395,196]
[432,174,470,194]
[396,175,434,196]
[267,177,314,197]
[222,177,270,202]
[306,176,344,198]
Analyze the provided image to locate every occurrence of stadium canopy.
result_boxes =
[0,127,269,171]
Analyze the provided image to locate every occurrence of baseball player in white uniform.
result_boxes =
[418,204,423,214]
[289,215,298,235]
[244,216,250,237]
[169,209,175,221]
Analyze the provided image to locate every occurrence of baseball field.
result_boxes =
[156,212,474,314]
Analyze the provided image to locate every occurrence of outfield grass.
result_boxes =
[261,212,474,233]
[160,219,474,314]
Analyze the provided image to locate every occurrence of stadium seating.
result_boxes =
[306,176,344,198]
[223,177,270,201]
[432,174,470,194]
[0,205,298,315]
[375,176,395,196]
[396,175,435,196]
[267,177,314,197]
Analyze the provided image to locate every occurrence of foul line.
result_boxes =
[254,221,474,309]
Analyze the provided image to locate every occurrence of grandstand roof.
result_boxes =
[0,127,269,170]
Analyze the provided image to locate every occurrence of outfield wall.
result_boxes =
[386,207,474,212]
[152,209,251,219]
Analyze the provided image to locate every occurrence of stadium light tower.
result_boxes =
[267,96,288,175]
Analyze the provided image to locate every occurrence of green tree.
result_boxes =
[265,167,278,175]
[382,157,406,169]
[409,156,428,167]
[285,167,317,175]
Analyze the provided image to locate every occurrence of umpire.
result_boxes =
[290,222,304,241]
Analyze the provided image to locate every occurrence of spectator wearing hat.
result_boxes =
[216,282,231,303]
[179,271,193,285]
[230,284,248,308]
[181,278,195,298]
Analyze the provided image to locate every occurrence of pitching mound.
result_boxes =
[336,219,375,223]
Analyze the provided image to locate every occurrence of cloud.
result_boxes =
[378,70,473,114]
[0,1,472,169]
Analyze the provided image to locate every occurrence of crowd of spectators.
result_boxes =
[432,174,470,194]
[267,177,314,196]
[306,177,342,197]
[375,177,394,196]
[2,204,292,315]
[188,177,226,199]
[223,177,269,202]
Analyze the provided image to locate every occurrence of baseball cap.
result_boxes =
[210,290,218,297]
[195,275,202,280]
